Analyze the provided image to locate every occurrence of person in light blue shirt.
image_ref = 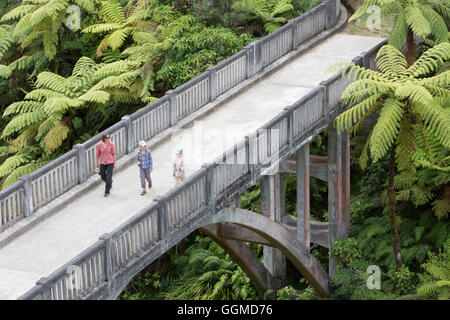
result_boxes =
[136,140,153,196]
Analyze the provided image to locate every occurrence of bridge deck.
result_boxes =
[0,33,384,299]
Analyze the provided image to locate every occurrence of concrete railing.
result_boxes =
[19,37,389,300]
[0,0,341,235]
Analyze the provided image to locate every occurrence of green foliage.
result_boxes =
[335,43,450,167]
[417,239,450,299]
[1,0,97,60]
[233,0,294,34]
[158,236,258,300]
[351,0,449,49]
[0,56,141,188]
[330,238,363,266]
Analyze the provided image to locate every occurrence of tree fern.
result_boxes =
[351,0,449,58]
[232,0,294,34]
[3,0,97,60]
[335,44,450,170]
[0,55,138,188]
[417,240,450,299]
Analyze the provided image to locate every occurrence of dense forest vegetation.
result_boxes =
[0,0,448,300]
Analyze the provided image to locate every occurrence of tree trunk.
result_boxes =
[387,148,403,268]
[405,28,417,67]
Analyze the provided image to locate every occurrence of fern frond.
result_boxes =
[376,45,408,76]
[420,4,448,44]
[395,116,417,172]
[408,42,450,77]
[404,4,431,39]
[2,161,45,189]
[100,0,126,24]
[78,90,110,104]
[82,23,123,34]
[0,153,30,178]
[432,199,450,219]
[3,101,44,117]
[106,27,133,50]
[43,121,69,154]
[388,9,408,49]
[0,65,12,79]
[2,111,46,137]
[74,0,96,13]
[13,13,33,37]
[412,101,450,148]
[0,5,34,22]
[8,52,46,71]
[43,96,83,116]
[369,98,403,162]
[36,72,67,93]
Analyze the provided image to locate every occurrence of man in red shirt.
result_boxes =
[96,133,117,197]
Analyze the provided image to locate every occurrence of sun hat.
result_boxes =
[139,140,147,147]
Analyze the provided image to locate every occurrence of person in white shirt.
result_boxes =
[173,149,185,186]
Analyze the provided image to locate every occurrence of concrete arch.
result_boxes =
[107,207,329,300]
[199,224,283,295]
[197,207,329,297]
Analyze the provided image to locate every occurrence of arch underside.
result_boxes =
[198,208,329,297]
[108,207,329,300]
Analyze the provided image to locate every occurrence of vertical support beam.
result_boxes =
[121,115,134,154]
[99,233,114,295]
[253,40,263,74]
[207,67,217,101]
[166,90,177,126]
[19,174,34,218]
[328,127,342,277]
[202,163,215,214]
[36,277,51,300]
[244,42,255,78]
[153,196,167,244]
[230,197,241,211]
[297,144,310,250]
[73,144,86,184]
[289,19,298,50]
[260,174,286,281]
[341,131,351,240]
[325,0,337,30]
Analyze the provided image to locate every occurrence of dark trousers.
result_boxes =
[99,163,114,194]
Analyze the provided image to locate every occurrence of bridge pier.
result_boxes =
[327,128,350,277]
[260,174,287,282]
[296,144,310,250]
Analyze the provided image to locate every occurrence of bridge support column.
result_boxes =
[260,174,286,282]
[296,143,310,250]
[327,128,350,277]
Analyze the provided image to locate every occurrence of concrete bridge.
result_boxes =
[0,1,385,299]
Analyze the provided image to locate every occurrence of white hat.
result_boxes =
[139,140,147,147]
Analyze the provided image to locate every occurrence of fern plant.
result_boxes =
[334,43,450,267]
[159,236,258,300]
[233,0,295,34]
[82,0,164,102]
[417,239,450,299]
[0,56,139,188]
[351,0,449,66]
[0,0,98,61]
[81,0,154,57]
